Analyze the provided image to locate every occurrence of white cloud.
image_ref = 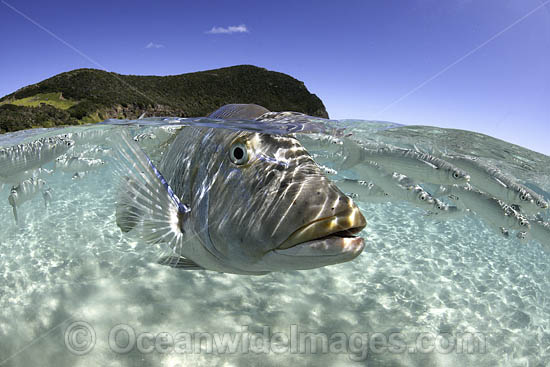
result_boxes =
[145,42,165,49]
[206,24,249,34]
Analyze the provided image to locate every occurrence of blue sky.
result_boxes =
[1,0,549,154]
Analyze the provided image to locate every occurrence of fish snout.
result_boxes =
[279,191,367,250]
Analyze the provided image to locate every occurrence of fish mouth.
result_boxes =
[278,206,367,250]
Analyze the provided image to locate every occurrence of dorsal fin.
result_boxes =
[207,104,270,119]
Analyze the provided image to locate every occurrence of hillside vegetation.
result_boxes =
[0,65,328,133]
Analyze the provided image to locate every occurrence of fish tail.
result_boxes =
[11,206,18,225]
[42,189,52,209]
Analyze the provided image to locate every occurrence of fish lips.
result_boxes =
[264,236,365,271]
[268,206,367,269]
[278,205,366,249]
[276,235,365,257]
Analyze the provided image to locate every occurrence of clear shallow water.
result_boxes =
[0,117,549,367]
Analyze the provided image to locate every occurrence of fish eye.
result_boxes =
[229,141,249,165]
[419,193,428,201]
[452,171,461,179]
[520,193,530,201]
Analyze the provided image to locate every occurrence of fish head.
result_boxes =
[535,198,549,210]
[518,190,533,204]
[407,185,435,207]
[195,131,367,273]
[517,216,531,231]
[441,165,470,185]
[51,136,75,155]
[433,198,450,212]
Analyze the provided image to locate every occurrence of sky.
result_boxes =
[1,0,549,154]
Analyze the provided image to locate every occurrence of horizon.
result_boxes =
[1,0,549,155]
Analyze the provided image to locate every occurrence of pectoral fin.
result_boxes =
[111,132,190,254]
[158,255,204,270]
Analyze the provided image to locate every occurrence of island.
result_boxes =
[0,65,328,133]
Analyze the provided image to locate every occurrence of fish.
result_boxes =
[342,143,471,186]
[0,136,74,180]
[42,188,53,209]
[77,145,113,159]
[334,179,392,203]
[294,134,344,155]
[425,199,465,220]
[0,167,55,185]
[133,132,157,145]
[347,159,450,214]
[55,156,105,173]
[516,231,529,244]
[132,127,181,160]
[65,126,115,145]
[208,103,270,120]
[442,154,541,213]
[1,168,40,185]
[113,104,367,275]
[445,185,530,235]
[491,174,549,215]
[8,177,46,224]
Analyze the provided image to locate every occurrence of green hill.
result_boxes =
[0,65,329,133]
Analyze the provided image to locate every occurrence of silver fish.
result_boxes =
[66,126,115,145]
[8,177,46,224]
[342,143,470,185]
[42,188,53,209]
[1,168,40,185]
[133,132,157,145]
[297,134,344,155]
[77,145,113,159]
[131,126,182,161]
[0,166,55,185]
[350,160,449,213]
[113,104,367,275]
[334,179,392,203]
[443,154,540,213]
[446,185,530,235]
[425,199,465,220]
[516,231,529,244]
[491,173,548,215]
[0,136,74,180]
[55,156,105,172]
